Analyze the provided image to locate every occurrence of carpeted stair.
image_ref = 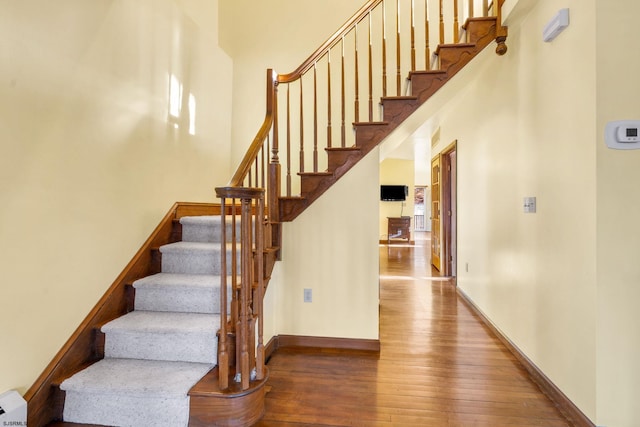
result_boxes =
[60,215,236,427]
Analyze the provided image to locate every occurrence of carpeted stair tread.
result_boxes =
[60,358,212,397]
[60,358,212,427]
[133,273,232,314]
[101,311,220,364]
[102,310,219,334]
[159,241,236,275]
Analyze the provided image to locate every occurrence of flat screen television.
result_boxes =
[380,185,408,201]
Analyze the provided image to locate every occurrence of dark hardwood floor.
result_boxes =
[255,233,573,426]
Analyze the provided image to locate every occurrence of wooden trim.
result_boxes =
[24,202,220,427]
[271,334,380,353]
[456,288,595,427]
[188,367,269,427]
[379,239,416,245]
[440,140,457,277]
[175,202,226,218]
[265,336,279,362]
[215,186,264,200]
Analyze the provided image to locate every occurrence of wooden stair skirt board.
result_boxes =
[278,17,503,223]
[456,288,595,427]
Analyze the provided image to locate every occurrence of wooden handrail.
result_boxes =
[228,69,277,187]
[277,0,383,84]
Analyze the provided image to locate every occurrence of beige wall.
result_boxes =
[379,159,415,239]
[431,0,597,421]
[595,1,640,425]
[269,149,380,340]
[218,0,365,168]
[218,0,381,342]
[0,0,232,394]
[11,2,640,424]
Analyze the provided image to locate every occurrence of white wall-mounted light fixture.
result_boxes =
[543,8,570,42]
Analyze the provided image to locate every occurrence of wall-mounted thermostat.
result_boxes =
[605,120,640,149]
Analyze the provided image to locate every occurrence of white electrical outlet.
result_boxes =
[303,288,312,303]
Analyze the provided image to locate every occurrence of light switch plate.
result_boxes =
[303,288,312,303]
[523,197,536,213]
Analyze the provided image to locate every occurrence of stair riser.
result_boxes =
[161,249,237,275]
[134,285,232,314]
[104,331,218,364]
[63,391,190,427]
[181,221,241,244]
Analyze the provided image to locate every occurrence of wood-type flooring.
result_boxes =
[255,233,573,426]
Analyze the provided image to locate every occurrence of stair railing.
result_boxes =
[275,0,505,199]
[215,69,276,391]
[214,0,506,392]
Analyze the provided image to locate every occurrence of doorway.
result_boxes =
[413,186,430,232]
[431,142,457,277]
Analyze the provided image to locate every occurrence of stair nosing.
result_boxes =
[280,196,306,201]
[353,121,389,126]
[132,273,228,289]
[325,146,361,152]
[60,358,213,397]
[437,42,476,49]
[381,95,419,101]
[101,311,220,334]
[409,70,447,76]
[298,171,333,177]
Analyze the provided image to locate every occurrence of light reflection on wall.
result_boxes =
[188,93,196,135]
[168,73,196,135]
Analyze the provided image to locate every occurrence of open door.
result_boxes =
[430,155,441,271]
[441,143,457,277]
[431,142,457,276]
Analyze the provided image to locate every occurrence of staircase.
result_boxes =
[278,15,505,221]
[26,1,508,426]
[58,216,235,426]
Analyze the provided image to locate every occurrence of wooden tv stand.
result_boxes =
[387,216,411,243]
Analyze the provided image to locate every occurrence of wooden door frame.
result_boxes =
[440,141,457,278]
[430,155,441,271]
